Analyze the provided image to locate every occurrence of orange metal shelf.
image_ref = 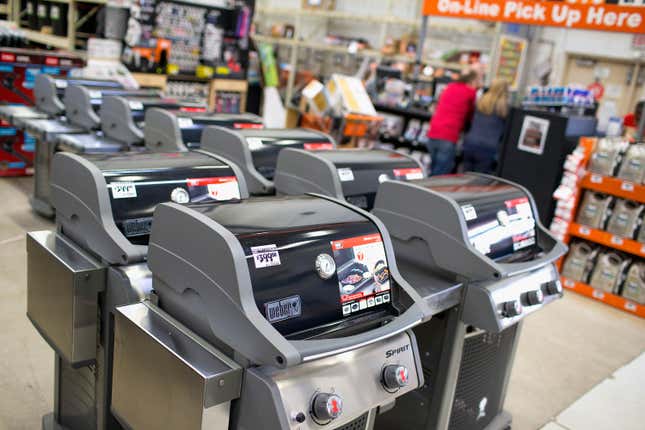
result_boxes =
[568,223,645,259]
[580,173,645,204]
[561,276,645,318]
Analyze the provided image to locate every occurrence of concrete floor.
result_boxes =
[0,176,644,430]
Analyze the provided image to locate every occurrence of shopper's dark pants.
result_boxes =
[426,138,456,176]
[462,145,496,174]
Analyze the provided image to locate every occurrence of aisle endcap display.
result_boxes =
[553,137,645,318]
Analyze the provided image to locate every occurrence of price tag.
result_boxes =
[337,168,355,182]
[592,289,605,300]
[128,101,144,110]
[578,226,591,236]
[564,279,575,288]
[590,174,603,184]
[177,117,194,128]
[610,236,624,246]
[251,244,281,269]
[641,245,645,255]
[621,181,635,192]
[246,137,264,151]
[110,182,137,199]
[88,90,102,99]
[625,302,637,312]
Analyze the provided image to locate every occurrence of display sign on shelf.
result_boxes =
[493,35,527,91]
[423,0,645,34]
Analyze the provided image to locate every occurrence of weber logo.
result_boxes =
[1,53,15,62]
[385,344,410,359]
[251,244,281,268]
[110,182,137,199]
[44,57,59,66]
[123,217,153,237]
[265,296,301,323]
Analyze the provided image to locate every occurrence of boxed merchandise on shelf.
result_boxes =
[554,136,645,317]
[0,47,83,176]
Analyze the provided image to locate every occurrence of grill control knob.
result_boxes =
[312,393,343,422]
[502,300,522,318]
[382,365,409,391]
[544,280,563,296]
[525,289,544,306]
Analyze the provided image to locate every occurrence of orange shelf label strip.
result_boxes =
[568,223,645,259]
[580,173,645,204]
[561,277,645,318]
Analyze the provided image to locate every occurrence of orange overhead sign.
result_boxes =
[423,0,645,34]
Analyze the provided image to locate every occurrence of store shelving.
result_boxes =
[252,34,463,70]
[580,173,645,204]
[21,29,72,50]
[555,137,645,319]
[568,223,645,259]
[561,276,645,318]
[256,6,419,26]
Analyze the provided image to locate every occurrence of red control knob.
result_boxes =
[312,393,343,422]
[383,365,409,391]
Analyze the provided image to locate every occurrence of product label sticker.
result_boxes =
[592,289,605,300]
[110,182,137,199]
[461,204,477,221]
[251,244,281,269]
[128,100,144,111]
[186,176,241,201]
[177,117,194,128]
[207,179,240,201]
[393,168,424,180]
[625,302,637,312]
[233,122,263,129]
[330,234,391,316]
[304,142,334,151]
[265,295,301,323]
[337,168,355,182]
[246,137,265,151]
[88,90,103,99]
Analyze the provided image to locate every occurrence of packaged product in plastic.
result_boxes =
[561,241,599,282]
[589,251,631,294]
[576,192,613,229]
[606,199,643,238]
[617,144,645,184]
[622,262,645,304]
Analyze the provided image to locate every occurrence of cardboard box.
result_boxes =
[326,74,377,116]
[301,79,330,115]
